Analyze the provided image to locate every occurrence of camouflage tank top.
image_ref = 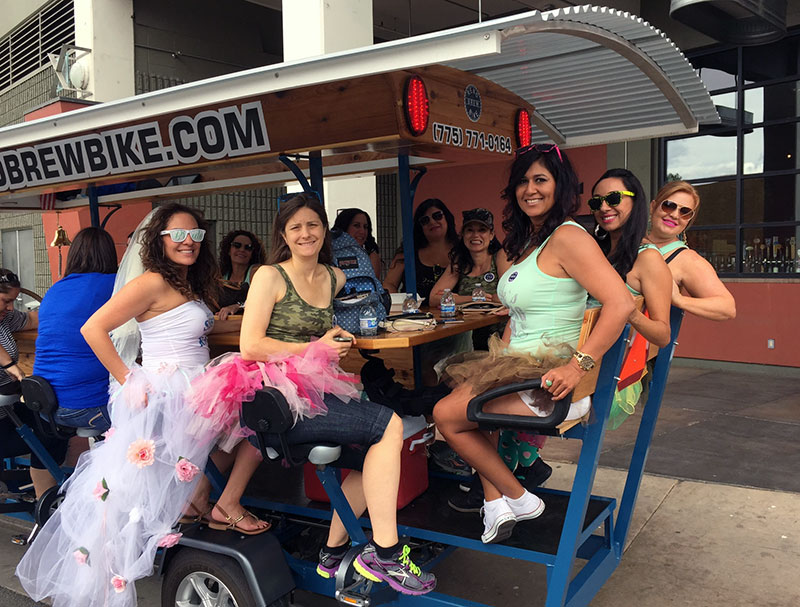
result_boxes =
[454,254,499,297]
[266,264,336,343]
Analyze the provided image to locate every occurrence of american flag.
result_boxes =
[39,192,56,210]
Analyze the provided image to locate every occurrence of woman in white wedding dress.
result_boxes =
[17,203,267,607]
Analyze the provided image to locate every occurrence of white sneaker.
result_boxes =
[505,490,546,521]
[480,498,516,544]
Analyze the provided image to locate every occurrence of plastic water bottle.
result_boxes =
[358,303,378,336]
[440,288,456,318]
[471,283,486,302]
[402,293,419,314]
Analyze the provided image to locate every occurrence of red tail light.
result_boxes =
[516,109,532,147]
[404,75,430,136]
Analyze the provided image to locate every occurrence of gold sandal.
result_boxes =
[178,502,213,525]
[207,504,271,535]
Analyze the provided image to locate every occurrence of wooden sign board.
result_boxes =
[0,65,534,201]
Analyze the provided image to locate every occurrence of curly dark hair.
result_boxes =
[140,203,220,307]
[332,208,380,255]
[501,147,580,262]
[268,193,332,264]
[591,168,648,280]
[218,229,267,278]
[449,222,502,275]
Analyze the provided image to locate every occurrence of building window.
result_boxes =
[662,32,800,276]
[0,0,75,94]
[1,228,36,310]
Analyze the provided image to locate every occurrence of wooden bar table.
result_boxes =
[208,310,505,388]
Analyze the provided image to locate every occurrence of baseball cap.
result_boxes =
[462,208,494,230]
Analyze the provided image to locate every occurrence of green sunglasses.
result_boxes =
[588,190,635,211]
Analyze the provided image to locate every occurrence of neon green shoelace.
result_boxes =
[399,545,421,576]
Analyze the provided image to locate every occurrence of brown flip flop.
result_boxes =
[207,505,271,535]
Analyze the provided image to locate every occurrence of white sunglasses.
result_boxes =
[159,228,206,243]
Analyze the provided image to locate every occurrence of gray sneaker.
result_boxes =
[317,547,346,579]
[354,543,436,595]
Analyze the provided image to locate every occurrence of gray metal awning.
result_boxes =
[0,5,717,195]
[445,5,720,147]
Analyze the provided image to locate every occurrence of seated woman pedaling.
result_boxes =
[588,168,673,427]
[205,193,436,596]
[0,268,64,500]
[33,227,118,433]
[433,144,633,544]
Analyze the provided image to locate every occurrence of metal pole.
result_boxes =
[309,150,325,204]
[397,151,417,296]
[88,185,100,227]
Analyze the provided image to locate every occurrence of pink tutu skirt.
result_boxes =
[187,340,362,452]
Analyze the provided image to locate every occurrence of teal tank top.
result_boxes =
[497,221,587,353]
[657,240,687,255]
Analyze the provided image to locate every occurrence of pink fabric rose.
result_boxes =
[126,439,156,468]
[111,575,126,593]
[175,457,200,482]
[92,479,109,501]
[104,427,116,440]
[73,547,89,565]
[157,532,182,548]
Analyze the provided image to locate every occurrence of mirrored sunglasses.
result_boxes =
[588,190,635,211]
[660,199,695,219]
[419,210,444,226]
[159,228,206,243]
[231,241,254,251]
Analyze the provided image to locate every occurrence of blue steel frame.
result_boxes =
[218,309,683,606]
[2,408,72,521]
[397,152,430,387]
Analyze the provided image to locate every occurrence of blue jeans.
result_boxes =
[248,393,394,450]
[51,406,111,432]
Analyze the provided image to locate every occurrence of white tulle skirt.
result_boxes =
[16,362,215,607]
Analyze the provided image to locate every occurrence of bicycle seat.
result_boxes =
[0,392,20,409]
[20,376,102,439]
[242,387,342,467]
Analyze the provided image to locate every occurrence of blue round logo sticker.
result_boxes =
[483,272,495,283]
[464,84,482,122]
[508,271,518,282]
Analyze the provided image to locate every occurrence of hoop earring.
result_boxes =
[594,224,607,240]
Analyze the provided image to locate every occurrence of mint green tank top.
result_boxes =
[497,221,587,353]
[657,240,687,256]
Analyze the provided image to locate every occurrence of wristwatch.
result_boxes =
[572,350,596,372]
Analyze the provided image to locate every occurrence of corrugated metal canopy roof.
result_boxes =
[0,5,717,152]
[446,5,719,147]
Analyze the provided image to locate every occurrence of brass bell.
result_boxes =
[51,225,71,247]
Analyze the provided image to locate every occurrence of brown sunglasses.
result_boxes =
[660,199,695,219]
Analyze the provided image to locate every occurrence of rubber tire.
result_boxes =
[162,548,289,607]
[34,485,63,526]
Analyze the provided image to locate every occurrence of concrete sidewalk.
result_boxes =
[1,359,798,606]
[2,463,797,607]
